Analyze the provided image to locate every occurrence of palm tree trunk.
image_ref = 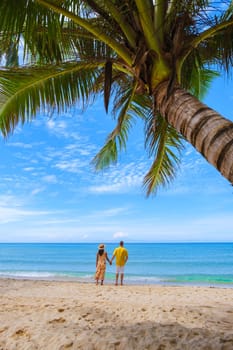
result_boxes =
[154,81,233,184]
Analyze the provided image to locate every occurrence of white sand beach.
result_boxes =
[0,278,233,349]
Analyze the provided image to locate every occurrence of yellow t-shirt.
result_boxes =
[113,246,128,267]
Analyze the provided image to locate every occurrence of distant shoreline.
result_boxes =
[0,275,233,289]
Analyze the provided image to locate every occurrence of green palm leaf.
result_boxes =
[181,51,220,99]
[0,62,102,135]
[92,82,138,170]
[144,112,184,196]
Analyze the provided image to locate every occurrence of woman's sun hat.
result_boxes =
[98,243,105,249]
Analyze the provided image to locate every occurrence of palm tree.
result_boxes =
[0,0,233,195]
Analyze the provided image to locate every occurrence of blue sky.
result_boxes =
[0,76,233,243]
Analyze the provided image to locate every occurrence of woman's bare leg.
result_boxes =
[115,273,119,285]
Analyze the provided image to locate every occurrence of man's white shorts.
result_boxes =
[116,265,125,274]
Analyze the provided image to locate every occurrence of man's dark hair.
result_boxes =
[120,241,124,246]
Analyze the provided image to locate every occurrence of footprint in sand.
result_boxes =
[60,341,74,349]
[0,327,8,334]
[58,308,65,312]
[12,328,30,339]
[48,317,66,324]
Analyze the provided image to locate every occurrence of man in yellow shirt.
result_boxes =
[111,241,128,286]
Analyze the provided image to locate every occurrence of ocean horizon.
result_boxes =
[0,242,233,287]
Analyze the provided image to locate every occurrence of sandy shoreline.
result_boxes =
[0,279,233,349]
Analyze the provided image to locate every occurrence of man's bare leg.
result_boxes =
[115,273,119,285]
[120,273,124,285]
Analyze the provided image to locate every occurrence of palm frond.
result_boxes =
[206,25,233,74]
[181,50,220,99]
[143,112,184,196]
[4,40,19,67]
[0,0,64,63]
[0,0,111,64]
[0,62,102,136]
[178,1,233,78]
[112,77,151,118]
[92,81,139,170]
[189,67,219,100]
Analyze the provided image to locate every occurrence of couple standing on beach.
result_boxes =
[95,241,128,286]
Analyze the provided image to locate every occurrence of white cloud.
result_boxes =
[88,161,147,194]
[0,206,50,224]
[54,159,89,173]
[89,183,123,194]
[7,142,33,149]
[23,167,35,172]
[46,119,57,130]
[31,187,46,196]
[113,231,128,239]
[90,207,128,218]
[42,175,58,184]
[0,195,24,207]
[46,118,83,142]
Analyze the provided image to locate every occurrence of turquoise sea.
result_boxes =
[0,243,233,287]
